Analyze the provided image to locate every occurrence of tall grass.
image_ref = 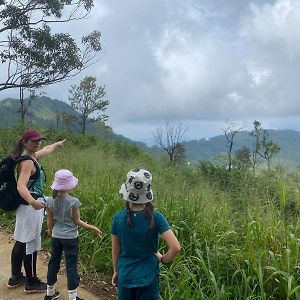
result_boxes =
[1,128,300,299]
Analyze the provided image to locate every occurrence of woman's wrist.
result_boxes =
[28,197,37,206]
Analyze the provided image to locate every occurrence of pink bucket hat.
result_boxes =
[50,169,78,191]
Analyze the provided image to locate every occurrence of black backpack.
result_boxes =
[0,155,40,211]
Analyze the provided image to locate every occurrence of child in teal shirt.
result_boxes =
[111,168,181,300]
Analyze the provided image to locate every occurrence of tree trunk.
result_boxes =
[56,114,60,131]
[267,158,271,170]
[19,86,25,123]
[252,151,257,174]
[168,151,173,164]
[82,116,87,134]
[252,161,256,174]
[228,140,233,172]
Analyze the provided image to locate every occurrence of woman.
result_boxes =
[7,128,65,294]
[111,168,181,300]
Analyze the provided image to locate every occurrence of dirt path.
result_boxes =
[0,231,104,300]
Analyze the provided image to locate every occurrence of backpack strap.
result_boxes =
[15,156,41,192]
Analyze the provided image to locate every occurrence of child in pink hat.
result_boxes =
[44,169,101,300]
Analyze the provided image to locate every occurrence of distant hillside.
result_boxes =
[183,129,300,167]
[0,96,76,128]
[1,97,300,167]
[0,96,145,145]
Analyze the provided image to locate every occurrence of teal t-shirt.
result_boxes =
[110,208,170,288]
[27,160,45,196]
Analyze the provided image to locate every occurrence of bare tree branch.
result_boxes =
[153,122,187,164]
[223,121,245,171]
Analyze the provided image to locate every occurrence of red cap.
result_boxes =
[21,129,46,141]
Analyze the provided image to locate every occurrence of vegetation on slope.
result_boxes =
[1,126,300,299]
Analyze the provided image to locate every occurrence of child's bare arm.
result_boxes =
[46,208,54,236]
[155,229,181,264]
[111,234,120,286]
[72,207,102,237]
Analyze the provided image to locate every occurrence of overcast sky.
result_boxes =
[2,0,300,144]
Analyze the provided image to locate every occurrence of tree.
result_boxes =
[18,88,45,123]
[18,85,30,123]
[0,1,101,91]
[235,146,251,169]
[54,111,77,131]
[69,76,109,134]
[223,121,245,172]
[153,122,187,164]
[249,120,262,173]
[258,132,280,170]
[60,112,78,132]
[173,143,186,165]
[93,120,113,139]
[250,120,280,170]
[55,111,61,131]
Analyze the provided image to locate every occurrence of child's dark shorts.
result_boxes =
[118,276,159,300]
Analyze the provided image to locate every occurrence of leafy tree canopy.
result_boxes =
[69,75,109,134]
[0,0,101,91]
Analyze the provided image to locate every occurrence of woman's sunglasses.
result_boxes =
[30,139,42,144]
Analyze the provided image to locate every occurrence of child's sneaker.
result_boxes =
[24,277,47,293]
[44,291,60,299]
[7,273,27,288]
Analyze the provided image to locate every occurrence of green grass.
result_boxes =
[1,128,300,299]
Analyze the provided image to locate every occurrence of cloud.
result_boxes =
[239,0,300,116]
[2,0,300,143]
[242,0,300,53]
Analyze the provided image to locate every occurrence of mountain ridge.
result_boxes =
[183,129,300,167]
[0,96,146,146]
[1,97,300,166]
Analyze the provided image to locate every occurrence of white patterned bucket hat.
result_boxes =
[119,168,153,204]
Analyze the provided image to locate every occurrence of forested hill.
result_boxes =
[1,97,300,166]
[0,96,144,145]
[184,129,300,167]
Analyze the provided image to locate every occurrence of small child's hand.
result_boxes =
[112,272,118,287]
[154,251,163,262]
[92,227,102,238]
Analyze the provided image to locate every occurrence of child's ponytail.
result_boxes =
[52,190,59,199]
[126,201,155,229]
[126,201,133,228]
[144,202,155,230]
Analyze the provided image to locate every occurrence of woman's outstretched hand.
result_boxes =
[56,139,66,147]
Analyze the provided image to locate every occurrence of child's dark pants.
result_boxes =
[47,237,80,290]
